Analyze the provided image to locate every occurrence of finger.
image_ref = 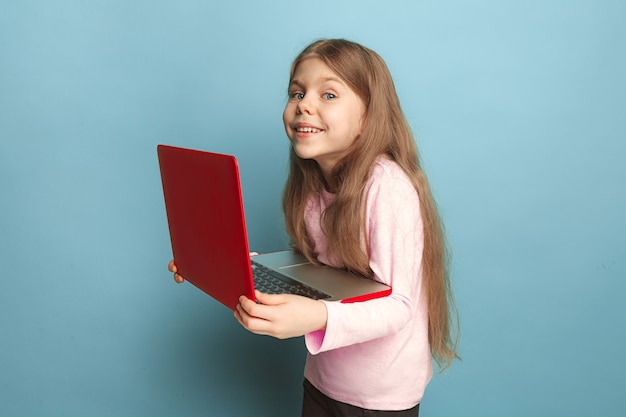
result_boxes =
[173,273,185,284]
[239,295,276,322]
[234,308,244,326]
[239,295,260,314]
[235,302,272,335]
[168,260,177,273]
[254,290,288,306]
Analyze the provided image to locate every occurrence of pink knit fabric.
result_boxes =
[303,158,432,410]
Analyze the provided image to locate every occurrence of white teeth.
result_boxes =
[296,127,321,133]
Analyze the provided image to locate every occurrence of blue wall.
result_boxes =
[1,1,624,416]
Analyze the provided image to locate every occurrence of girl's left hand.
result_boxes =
[235,290,328,339]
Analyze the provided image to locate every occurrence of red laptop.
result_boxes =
[157,144,391,310]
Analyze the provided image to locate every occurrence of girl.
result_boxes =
[170,39,458,416]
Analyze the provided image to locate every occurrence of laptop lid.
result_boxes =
[157,144,254,310]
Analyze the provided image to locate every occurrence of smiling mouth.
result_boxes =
[296,126,323,133]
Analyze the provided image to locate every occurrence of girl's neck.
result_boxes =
[323,175,337,193]
[318,162,337,193]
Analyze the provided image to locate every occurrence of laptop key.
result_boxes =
[251,262,331,300]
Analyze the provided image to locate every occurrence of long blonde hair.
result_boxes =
[282,39,459,369]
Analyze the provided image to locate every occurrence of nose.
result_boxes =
[296,95,314,115]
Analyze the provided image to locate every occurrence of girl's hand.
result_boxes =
[235,290,328,339]
[167,260,185,284]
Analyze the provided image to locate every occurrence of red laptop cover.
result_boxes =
[157,144,255,310]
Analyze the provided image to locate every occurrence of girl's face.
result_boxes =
[283,57,366,181]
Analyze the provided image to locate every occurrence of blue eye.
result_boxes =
[290,92,305,100]
[323,93,336,100]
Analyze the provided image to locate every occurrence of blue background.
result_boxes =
[1,1,624,416]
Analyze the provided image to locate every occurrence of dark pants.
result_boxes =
[302,379,420,417]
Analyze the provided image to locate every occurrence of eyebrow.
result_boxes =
[290,76,345,88]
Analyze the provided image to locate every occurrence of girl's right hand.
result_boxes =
[168,260,185,284]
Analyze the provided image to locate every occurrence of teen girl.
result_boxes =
[169,38,458,417]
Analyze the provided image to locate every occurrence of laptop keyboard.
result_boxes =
[251,261,331,300]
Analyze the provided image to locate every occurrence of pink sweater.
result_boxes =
[303,158,432,410]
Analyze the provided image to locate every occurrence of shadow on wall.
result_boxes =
[143,296,306,416]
